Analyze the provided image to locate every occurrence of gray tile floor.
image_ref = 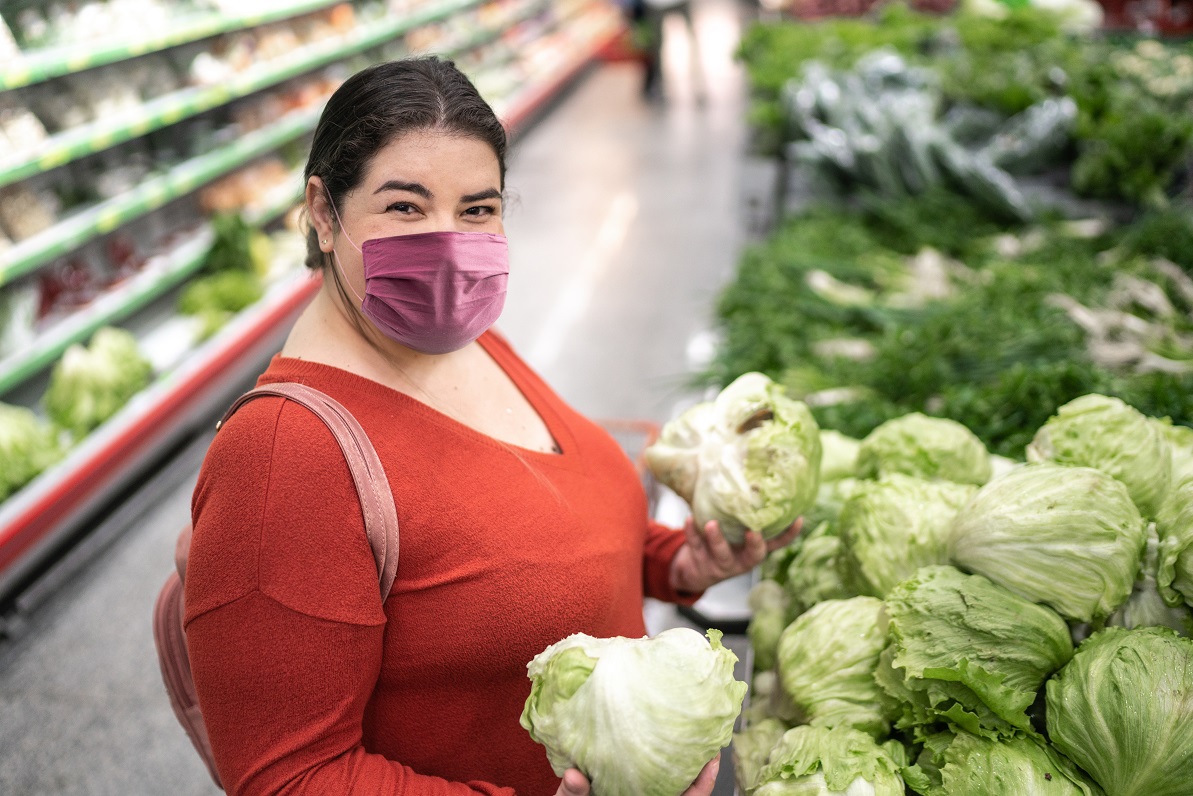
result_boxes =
[0,2,774,792]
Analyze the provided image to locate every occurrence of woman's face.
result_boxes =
[309,128,504,298]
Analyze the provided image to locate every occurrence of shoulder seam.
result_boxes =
[186,586,387,628]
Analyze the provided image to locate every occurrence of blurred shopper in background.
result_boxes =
[183,56,792,796]
[625,0,706,99]
[631,0,705,100]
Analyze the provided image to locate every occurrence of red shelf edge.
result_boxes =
[0,276,321,581]
[501,19,624,135]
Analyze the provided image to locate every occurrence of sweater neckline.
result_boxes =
[262,331,581,470]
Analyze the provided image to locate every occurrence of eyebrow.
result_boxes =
[461,188,502,203]
[372,181,501,204]
[373,180,431,198]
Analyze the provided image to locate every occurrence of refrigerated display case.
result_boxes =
[0,0,624,605]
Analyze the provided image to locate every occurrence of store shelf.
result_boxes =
[0,0,348,91]
[0,0,487,189]
[430,0,551,55]
[0,229,213,398]
[0,269,321,598]
[244,170,307,227]
[497,9,623,133]
[0,105,321,288]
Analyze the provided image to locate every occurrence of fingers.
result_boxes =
[765,518,803,552]
[702,521,737,570]
[742,529,768,564]
[558,769,590,796]
[681,753,722,796]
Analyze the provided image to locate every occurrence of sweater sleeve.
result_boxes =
[641,519,703,606]
[185,399,516,796]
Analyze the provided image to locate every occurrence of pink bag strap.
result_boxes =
[218,382,399,599]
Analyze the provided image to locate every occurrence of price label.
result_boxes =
[145,182,169,209]
[161,104,186,125]
[3,62,33,89]
[66,52,92,72]
[96,207,124,234]
[39,147,71,170]
[91,129,116,151]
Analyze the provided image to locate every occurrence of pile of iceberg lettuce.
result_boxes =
[738,392,1193,796]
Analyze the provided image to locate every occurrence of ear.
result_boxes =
[305,176,336,252]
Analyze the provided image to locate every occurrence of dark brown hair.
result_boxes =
[302,56,508,270]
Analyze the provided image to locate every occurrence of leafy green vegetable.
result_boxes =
[878,565,1073,740]
[785,521,856,617]
[748,580,791,673]
[733,717,789,795]
[1156,474,1193,609]
[819,430,861,481]
[836,475,977,597]
[0,403,62,501]
[949,463,1146,623]
[904,729,1102,796]
[1045,627,1193,796]
[754,725,908,796]
[178,270,265,340]
[1027,394,1172,518]
[856,413,991,485]
[646,372,822,544]
[1152,418,1193,482]
[776,596,895,736]
[520,628,745,796]
[1107,523,1193,635]
[204,212,257,274]
[43,327,154,439]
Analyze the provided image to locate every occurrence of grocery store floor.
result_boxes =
[0,2,776,793]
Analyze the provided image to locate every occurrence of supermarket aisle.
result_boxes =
[0,2,768,793]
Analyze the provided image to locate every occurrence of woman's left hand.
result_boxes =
[669,517,802,596]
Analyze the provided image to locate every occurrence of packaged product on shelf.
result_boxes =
[199,157,292,214]
[10,0,179,50]
[386,0,424,15]
[253,22,303,62]
[406,23,452,54]
[0,13,20,59]
[0,278,40,360]
[0,95,49,158]
[9,6,51,49]
[82,74,144,125]
[104,232,148,283]
[326,3,357,33]
[28,83,89,133]
[0,183,59,242]
[37,254,105,321]
[91,147,154,200]
[122,55,186,103]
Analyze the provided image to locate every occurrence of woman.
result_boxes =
[184,56,797,796]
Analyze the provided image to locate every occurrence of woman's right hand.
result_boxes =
[553,754,721,796]
[555,769,590,796]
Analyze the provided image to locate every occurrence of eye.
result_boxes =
[386,201,418,214]
[464,205,498,218]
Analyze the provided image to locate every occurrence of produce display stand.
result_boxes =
[0,0,626,611]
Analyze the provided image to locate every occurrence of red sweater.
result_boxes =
[185,331,695,796]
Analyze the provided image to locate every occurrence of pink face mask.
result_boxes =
[328,201,509,355]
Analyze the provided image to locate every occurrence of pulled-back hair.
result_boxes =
[302,56,508,270]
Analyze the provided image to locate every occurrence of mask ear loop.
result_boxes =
[324,191,366,305]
